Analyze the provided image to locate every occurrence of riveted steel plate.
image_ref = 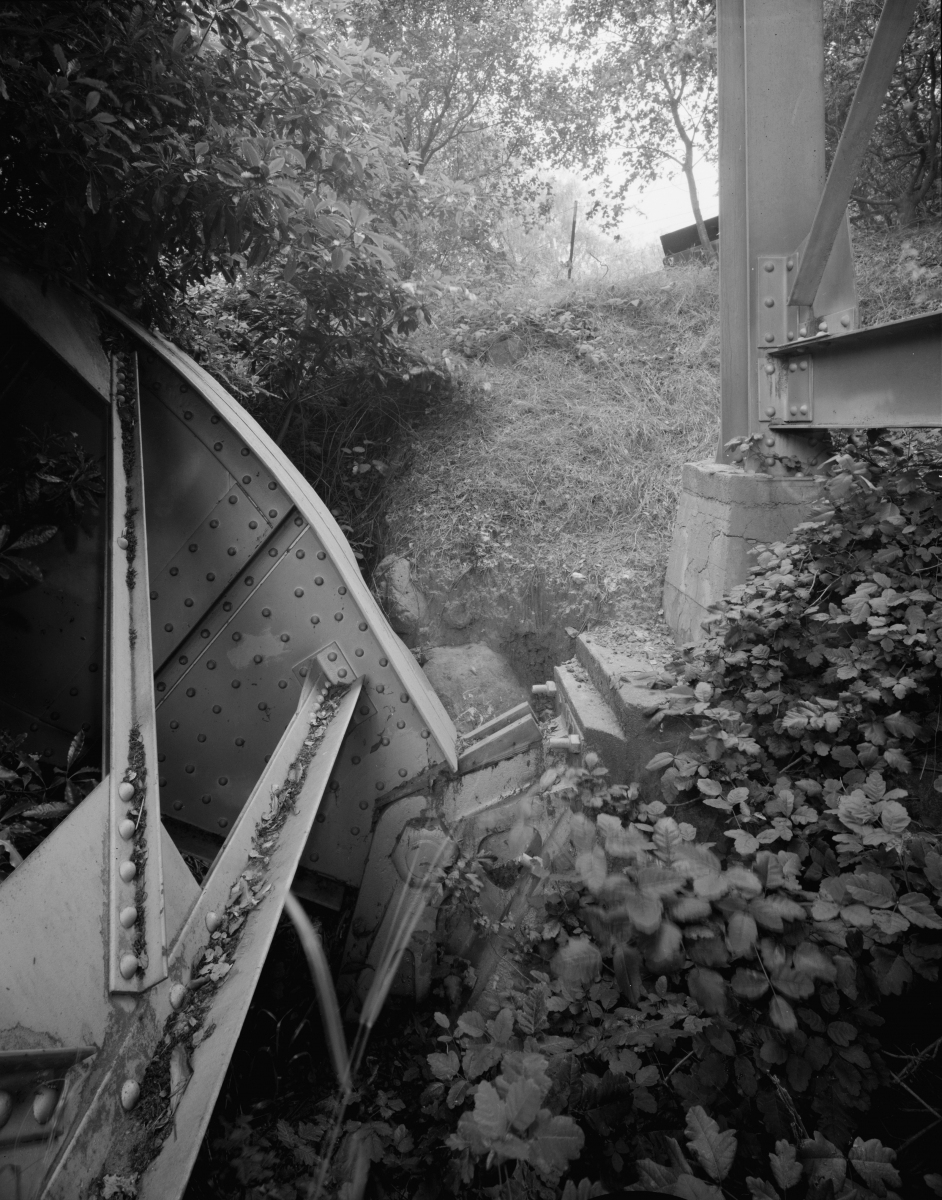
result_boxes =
[107,351,167,993]
[149,482,274,669]
[154,517,447,885]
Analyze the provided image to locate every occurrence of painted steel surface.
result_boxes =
[767,310,942,427]
[0,262,459,1200]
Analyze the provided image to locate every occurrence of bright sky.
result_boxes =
[617,159,719,248]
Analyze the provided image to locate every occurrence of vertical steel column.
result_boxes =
[717,0,836,462]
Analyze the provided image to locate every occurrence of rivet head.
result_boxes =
[399,768,408,777]
[421,730,430,739]
[295,588,304,597]
[242,475,252,485]
[254,654,263,664]
[764,333,774,343]
[351,826,360,836]
[818,319,828,331]
[117,536,129,550]
[228,546,237,556]
[207,660,216,670]
[787,332,795,341]
[236,737,245,746]
[119,905,137,928]
[799,325,808,336]
[229,495,238,504]
[375,782,385,791]
[278,680,288,689]
[33,1086,59,1125]
[764,297,774,307]
[214,442,223,451]
[262,607,271,617]
[189,543,198,553]
[119,818,135,840]
[765,435,776,446]
[186,687,196,697]
[765,406,776,417]
[120,1080,140,1111]
[764,361,775,374]
[790,406,798,415]
[218,818,228,829]
[169,983,187,1011]
[118,781,136,803]
[799,361,808,371]
[789,362,798,372]
[173,800,183,811]
[119,953,139,979]
[119,861,137,882]
[786,257,795,270]
[840,315,850,327]
[281,633,290,643]
[799,404,809,415]
[205,911,223,933]
[763,262,774,272]
[210,519,219,529]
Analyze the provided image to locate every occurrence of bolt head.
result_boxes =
[119,861,137,883]
[119,953,139,979]
[120,1080,141,1111]
[118,782,136,803]
[119,905,138,928]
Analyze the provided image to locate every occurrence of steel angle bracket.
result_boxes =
[107,350,168,993]
[767,310,942,429]
[38,675,362,1200]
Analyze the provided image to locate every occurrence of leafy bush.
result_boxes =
[391,444,941,1197]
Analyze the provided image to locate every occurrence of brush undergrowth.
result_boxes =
[380,221,941,638]
[185,438,941,1200]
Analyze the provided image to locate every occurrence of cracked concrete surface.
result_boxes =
[663,460,822,643]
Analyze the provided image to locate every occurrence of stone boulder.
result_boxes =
[373,555,427,642]
[422,643,528,734]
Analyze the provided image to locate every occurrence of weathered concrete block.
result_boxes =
[663,460,822,644]
[553,661,629,781]
[572,636,695,799]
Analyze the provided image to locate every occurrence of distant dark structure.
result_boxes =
[660,215,719,266]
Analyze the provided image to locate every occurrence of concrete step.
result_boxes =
[552,660,630,779]
[541,635,696,798]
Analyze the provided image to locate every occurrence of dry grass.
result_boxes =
[380,221,940,644]
[383,262,720,627]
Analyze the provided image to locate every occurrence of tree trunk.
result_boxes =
[683,146,716,261]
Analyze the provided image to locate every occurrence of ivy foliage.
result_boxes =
[396,445,941,1197]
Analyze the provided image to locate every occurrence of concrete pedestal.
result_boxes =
[663,461,822,643]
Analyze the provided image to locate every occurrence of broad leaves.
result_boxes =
[685,1105,738,1182]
